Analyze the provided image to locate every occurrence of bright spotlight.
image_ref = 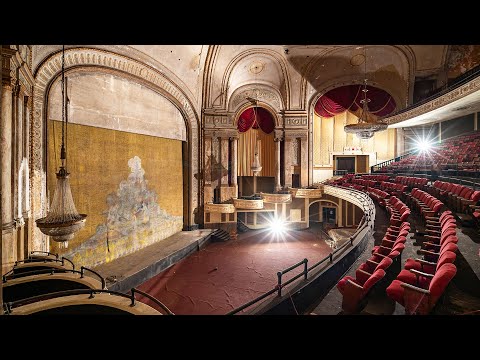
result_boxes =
[269,218,286,235]
[416,139,432,153]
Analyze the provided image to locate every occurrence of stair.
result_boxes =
[237,220,250,233]
[210,229,231,242]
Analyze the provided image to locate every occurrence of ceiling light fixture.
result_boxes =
[344,46,388,139]
[36,45,87,249]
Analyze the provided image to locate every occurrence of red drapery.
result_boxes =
[237,107,275,134]
[314,85,396,118]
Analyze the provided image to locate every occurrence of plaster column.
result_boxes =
[15,87,24,221]
[23,97,31,217]
[284,137,293,188]
[274,131,282,191]
[300,135,308,187]
[230,136,238,187]
[396,127,405,156]
[220,137,229,186]
[204,135,212,186]
[1,81,13,226]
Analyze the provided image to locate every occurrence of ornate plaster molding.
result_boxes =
[229,86,282,112]
[383,75,480,125]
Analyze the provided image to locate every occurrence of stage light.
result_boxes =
[269,217,286,235]
[415,139,432,153]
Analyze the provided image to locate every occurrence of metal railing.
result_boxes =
[371,149,418,173]
[12,255,75,270]
[226,184,375,315]
[3,287,174,315]
[29,251,59,259]
[333,170,348,176]
[2,266,106,289]
[276,259,308,297]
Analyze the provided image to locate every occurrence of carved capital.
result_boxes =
[2,80,14,91]
[284,130,308,140]
[274,129,284,142]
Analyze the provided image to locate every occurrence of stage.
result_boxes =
[136,225,336,314]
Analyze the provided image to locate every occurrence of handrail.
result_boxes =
[30,251,58,259]
[3,267,105,287]
[3,287,174,315]
[14,258,64,266]
[12,256,75,270]
[131,288,175,315]
[62,256,75,270]
[227,185,375,315]
[81,266,106,289]
[371,149,418,173]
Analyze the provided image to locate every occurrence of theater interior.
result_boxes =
[1,44,480,316]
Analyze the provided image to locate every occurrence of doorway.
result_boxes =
[335,156,355,174]
[322,207,336,225]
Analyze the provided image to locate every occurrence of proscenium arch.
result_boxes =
[31,47,201,250]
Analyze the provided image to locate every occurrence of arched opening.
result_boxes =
[311,85,398,183]
[309,200,339,226]
[45,70,188,268]
[31,48,200,256]
[236,106,276,196]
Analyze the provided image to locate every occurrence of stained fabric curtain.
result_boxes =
[237,107,275,134]
[238,129,275,176]
[314,85,396,118]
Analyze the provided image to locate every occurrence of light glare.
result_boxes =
[416,139,432,152]
[269,218,286,235]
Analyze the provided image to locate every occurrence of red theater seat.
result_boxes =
[386,263,457,315]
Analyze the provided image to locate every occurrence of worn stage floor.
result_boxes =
[137,224,340,315]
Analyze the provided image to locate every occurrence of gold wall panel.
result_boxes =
[47,121,183,268]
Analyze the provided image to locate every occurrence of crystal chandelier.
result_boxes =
[344,46,388,139]
[36,45,87,249]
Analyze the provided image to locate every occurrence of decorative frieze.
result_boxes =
[233,198,264,209]
[230,87,281,111]
[384,75,480,125]
[260,193,291,203]
[289,188,323,198]
[284,117,308,127]
[205,203,236,213]
[204,115,233,127]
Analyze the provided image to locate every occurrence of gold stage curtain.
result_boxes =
[238,128,275,176]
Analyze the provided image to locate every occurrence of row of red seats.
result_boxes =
[386,196,411,226]
[381,131,480,172]
[394,176,429,189]
[379,181,407,197]
[367,188,390,207]
[406,188,444,221]
[352,178,377,188]
[359,174,390,182]
[427,180,480,214]
[386,210,458,314]
[336,196,411,313]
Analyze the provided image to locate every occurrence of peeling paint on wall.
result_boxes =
[48,121,183,269]
[61,156,182,268]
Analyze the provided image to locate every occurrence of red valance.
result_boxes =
[237,107,275,134]
[314,85,396,118]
